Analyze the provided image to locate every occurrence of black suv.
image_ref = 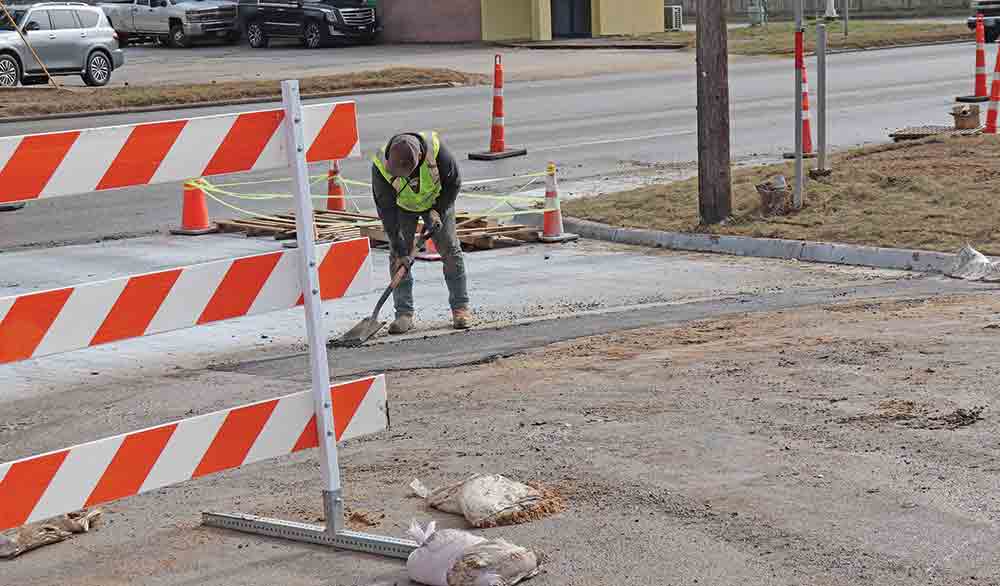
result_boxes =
[237,0,376,48]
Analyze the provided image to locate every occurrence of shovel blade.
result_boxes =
[331,318,386,348]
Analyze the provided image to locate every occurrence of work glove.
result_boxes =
[424,210,443,235]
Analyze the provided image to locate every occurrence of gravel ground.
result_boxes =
[3,289,999,585]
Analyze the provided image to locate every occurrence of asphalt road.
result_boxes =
[0,43,972,250]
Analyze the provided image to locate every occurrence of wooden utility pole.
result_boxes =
[696,0,732,225]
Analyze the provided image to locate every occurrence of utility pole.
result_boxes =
[696,0,732,225]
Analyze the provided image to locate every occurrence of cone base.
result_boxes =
[170,224,218,236]
[957,95,991,103]
[782,152,818,160]
[540,233,580,244]
[469,147,528,161]
[415,252,443,262]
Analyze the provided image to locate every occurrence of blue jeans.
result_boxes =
[388,208,469,316]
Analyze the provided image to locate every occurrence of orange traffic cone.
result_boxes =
[959,14,990,103]
[326,160,346,212]
[416,233,442,262]
[170,181,217,236]
[540,162,579,244]
[469,55,527,161]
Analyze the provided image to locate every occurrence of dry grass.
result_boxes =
[563,135,1000,255]
[642,20,970,55]
[0,67,486,118]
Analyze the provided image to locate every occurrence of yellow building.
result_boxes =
[481,0,666,42]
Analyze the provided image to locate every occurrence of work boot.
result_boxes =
[452,308,474,330]
[388,314,414,335]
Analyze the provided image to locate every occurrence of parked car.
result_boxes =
[0,2,124,87]
[970,0,1000,43]
[100,0,239,47]
[237,0,376,49]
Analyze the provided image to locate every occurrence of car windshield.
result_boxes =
[0,10,27,31]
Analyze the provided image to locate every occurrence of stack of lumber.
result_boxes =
[361,213,540,251]
[217,210,378,241]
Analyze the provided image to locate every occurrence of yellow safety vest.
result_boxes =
[372,132,442,213]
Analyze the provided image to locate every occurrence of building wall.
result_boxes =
[591,0,665,35]
[678,0,968,19]
[378,0,482,43]
[482,0,533,41]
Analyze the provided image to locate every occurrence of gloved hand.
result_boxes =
[392,255,413,275]
[424,210,443,235]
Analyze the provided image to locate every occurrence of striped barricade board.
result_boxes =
[0,101,360,204]
[0,237,372,364]
[0,375,388,532]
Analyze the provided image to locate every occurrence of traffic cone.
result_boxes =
[540,162,579,244]
[469,55,527,161]
[326,160,346,212]
[170,181,217,236]
[784,50,817,160]
[415,236,442,262]
[984,47,1000,133]
[959,14,990,103]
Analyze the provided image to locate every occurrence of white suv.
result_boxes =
[0,2,125,87]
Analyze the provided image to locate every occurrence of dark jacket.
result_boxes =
[372,133,461,256]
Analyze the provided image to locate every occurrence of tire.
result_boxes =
[0,53,20,87]
[246,21,267,48]
[988,28,1000,44]
[82,51,112,87]
[302,20,323,49]
[169,24,191,48]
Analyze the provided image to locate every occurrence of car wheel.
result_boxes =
[0,54,20,88]
[169,24,191,48]
[302,21,323,49]
[82,51,112,87]
[246,22,268,48]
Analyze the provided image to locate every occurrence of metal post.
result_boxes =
[794,0,804,209]
[280,79,344,534]
[843,0,849,36]
[201,82,418,560]
[817,22,828,172]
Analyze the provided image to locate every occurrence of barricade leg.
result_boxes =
[202,80,417,560]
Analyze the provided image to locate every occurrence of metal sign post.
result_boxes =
[793,0,804,209]
[202,80,418,560]
[817,22,829,173]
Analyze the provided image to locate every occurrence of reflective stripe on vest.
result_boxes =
[373,132,442,213]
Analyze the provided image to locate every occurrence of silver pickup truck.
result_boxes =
[100,0,239,47]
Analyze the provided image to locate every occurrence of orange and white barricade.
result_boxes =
[0,81,419,560]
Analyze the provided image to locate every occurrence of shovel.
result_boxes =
[332,217,438,348]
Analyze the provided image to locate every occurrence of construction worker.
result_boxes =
[372,131,472,334]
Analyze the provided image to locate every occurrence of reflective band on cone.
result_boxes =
[540,162,579,244]
[170,181,217,236]
[326,160,346,212]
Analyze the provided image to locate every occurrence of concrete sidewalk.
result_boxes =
[0,232,907,402]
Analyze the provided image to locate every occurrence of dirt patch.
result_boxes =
[839,400,986,430]
[638,21,970,56]
[0,67,486,118]
[564,136,1000,254]
[344,508,385,530]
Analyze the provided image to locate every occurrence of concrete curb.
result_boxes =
[559,217,959,274]
[497,41,687,50]
[0,82,459,124]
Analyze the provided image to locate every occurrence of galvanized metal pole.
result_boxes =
[843,0,849,36]
[281,79,344,534]
[794,0,804,209]
[817,22,828,172]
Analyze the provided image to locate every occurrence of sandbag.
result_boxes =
[406,521,486,586]
[948,245,1000,281]
[446,539,540,586]
[412,474,561,528]
[0,510,102,559]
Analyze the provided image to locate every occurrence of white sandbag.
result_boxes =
[446,539,540,586]
[459,475,543,528]
[412,475,552,528]
[406,521,487,586]
[948,245,1000,281]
